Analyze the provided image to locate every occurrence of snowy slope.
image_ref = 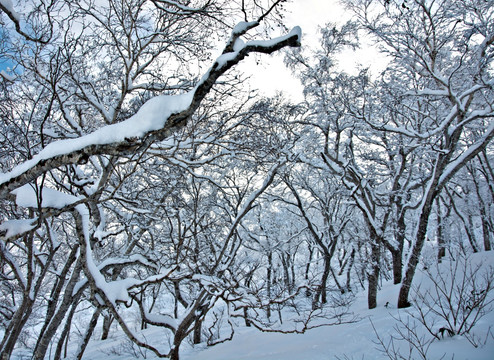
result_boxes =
[68,251,494,360]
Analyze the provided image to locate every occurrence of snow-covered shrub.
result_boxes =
[411,251,494,346]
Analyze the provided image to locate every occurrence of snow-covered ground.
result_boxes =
[65,251,494,360]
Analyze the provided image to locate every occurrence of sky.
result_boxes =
[237,0,350,100]
[238,0,386,100]
[0,0,379,94]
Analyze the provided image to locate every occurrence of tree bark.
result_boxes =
[75,308,102,360]
[391,248,403,285]
[312,251,331,309]
[398,197,435,308]
[101,314,114,341]
[53,301,78,360]
[33,256,82,360]
[0,25,301,201]
[193,318,202,345]
[436,198,446,262]
[0,296,34,360]
[367,242,381,309]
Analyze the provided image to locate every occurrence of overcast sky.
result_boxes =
[237,0,354,100]
[1,0,377,98]
[240,0,386,100]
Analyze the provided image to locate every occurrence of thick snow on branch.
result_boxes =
[0,93,194,189]
[0,219,36,239]
[151,0,207,14]
[0,70,16,81]
[247,26,302,49]
[0,23,301,199]
[0,185,84,241]
[0,0,20,21]
[12,184,80,208]
[141,308,177,329]
[0,0,49,43]
[438,120,494,188]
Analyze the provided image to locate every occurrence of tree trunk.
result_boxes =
[33,259,83,360]
[312,252,331,309]
[367,242,380,309]
[465,213,479,253]
[101,314,113,340]
[266,252,272,319]
[392,205,407,284]
[193,318,202,345]
[345,248,355,292]
[398,198,434,308]
[75,308,102,360]
[281,252,293,292]
[34,244,80,356]
[53,301,78,360]
[390,248,403,285]
[481,212,491,251]
[0,296,34,360]
[436,198,446,263]
[471,168,492,251]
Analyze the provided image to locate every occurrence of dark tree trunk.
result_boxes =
[53,302,77,360]
[52,301,77,360]
[345,248,355,292]
[392,206,407,284]
[33,260,83,360]
[367,242,381,309]
[74,308,101,360]
[243,308,252,327]
[34,244,80,356]
[193,318,202,345]
[391,248,403,285]
[436,198,446,262]
[471,167,492,251]
[101,314,113,340]
[0,297,34,360]
[398,198,434,308]
[313,252,331,309]
[266,252,272,319]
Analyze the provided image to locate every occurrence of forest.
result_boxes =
[0,0,493,359]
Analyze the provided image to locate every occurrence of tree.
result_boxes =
[286,21,419,309]
[344,0,494,308]
[0,1,301,358]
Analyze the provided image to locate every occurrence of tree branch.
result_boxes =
[0,23,301,199]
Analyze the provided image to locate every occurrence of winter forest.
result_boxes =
[0,0,493,359]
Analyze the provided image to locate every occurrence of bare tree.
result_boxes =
[343,0,494,308]
[0,1,302,359]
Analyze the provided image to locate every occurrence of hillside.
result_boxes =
[72,251,494,360]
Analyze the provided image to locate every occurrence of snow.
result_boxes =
[8,185,132,309]
[215,52,239,69]
[211,25,302,72]
[0,219,36,239]
[232,21,258,35]
[0,21,302,192]
[0,0,20,21]
[1,184,83,241]
[157,0,202,13]
[12,184,80,209]
[245,26,302,49]
[0,92,194,187]
[438,120,494,187]
[142,309,177,329]
[0,70,15,81]
[66,251,494,360]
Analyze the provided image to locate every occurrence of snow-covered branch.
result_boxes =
[0,23,300,200]
[0,0,52,43]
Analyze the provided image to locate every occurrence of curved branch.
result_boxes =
[0,24,301,199]
[0,1,51,44]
